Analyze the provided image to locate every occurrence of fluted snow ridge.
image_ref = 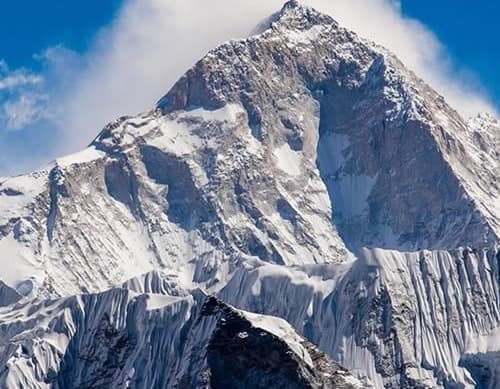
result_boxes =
[218,247,500,388]
[0,278,364,388]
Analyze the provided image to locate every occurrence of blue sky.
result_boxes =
[0,1,121,69]
[0,0,122,174]
[402,1,500,106]
[0,0,498,176]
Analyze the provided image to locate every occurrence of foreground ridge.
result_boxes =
[0,276,366,388]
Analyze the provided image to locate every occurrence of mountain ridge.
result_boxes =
[0,2,498,387]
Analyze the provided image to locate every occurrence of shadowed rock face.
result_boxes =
[314,61,485,252]
[0,1,499,388]
[0,281,21,307]
[141,145,214,230]
[203,296,362,389]
[460,352,500,389]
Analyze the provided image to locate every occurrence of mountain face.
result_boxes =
[0,1,499,388]
[0,277,365,388]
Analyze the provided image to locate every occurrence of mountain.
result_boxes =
[0,276,365,388]
[0,1,499,387]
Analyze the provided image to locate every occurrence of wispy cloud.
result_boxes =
[0,0,496,176]
[0,61,43,91]
[0,61,48,131]
[3,94,49,130]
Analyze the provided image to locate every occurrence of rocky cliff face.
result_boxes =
[0,1,498,388]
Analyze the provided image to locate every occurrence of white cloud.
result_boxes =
[0,61,43,91]
[0,62,48,132]
[0,0,497,175]
[3,94,47,130]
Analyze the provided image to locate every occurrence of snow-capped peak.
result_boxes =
[0,2,499,388]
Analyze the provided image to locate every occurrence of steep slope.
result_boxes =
[0,1,499,388]
[218,247,500,388]
[158,0,500,251]
[0,275,364,389]
[1,0,499,298]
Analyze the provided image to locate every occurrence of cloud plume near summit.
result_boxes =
[0,0,496,175]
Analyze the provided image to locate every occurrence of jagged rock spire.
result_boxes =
[283,0,300,8]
